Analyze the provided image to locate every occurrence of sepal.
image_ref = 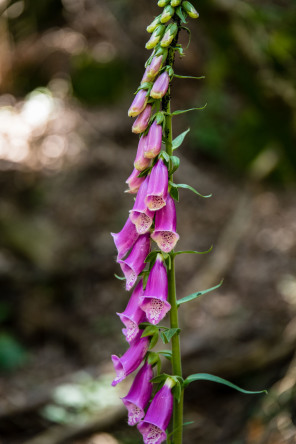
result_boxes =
[176,5,187,23]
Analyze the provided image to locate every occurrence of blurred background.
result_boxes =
[0,0,296,443]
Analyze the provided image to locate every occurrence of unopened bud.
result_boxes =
[145,55,164,80]
[158,0,170,6]
[182,1,199,18]
[145,121,163,159]
[160,23,178,47]
[132,104,152,134]
[147,15,162,33]
[150,71,170,99]
[128,89,148,117]
[171,0,182,6]
[145,25,165,50]
[160,5,175,23]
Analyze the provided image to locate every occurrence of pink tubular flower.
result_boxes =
[146,55,164,80]
[132,105,152,134]
[121,362,154,425]
[151,194,179,253]
[119,234,150,291]
[117,279,147,343]
[111,217,139,261]
[129,176,154,235]
[145,159,168,211]
[134,135,151,171]
[125,168,145,194]
[144,120,163,159]
[150,72,170,99]
[140,254,170,325]
[128,90,148,117]
[137,379,173,444]
[111,334,150,386]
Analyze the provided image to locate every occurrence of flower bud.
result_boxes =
[150,72,170,99]
[145,159,168,211]
[145,25,165,50]
[145,55,164,81]
[125,168,145,194]
[182,1,199,18]
[160,5,175,23]
[158,0,170,6]
[171,0,182,6]
[160,22,178,47]
[145,121,163,159]
[132,105,152,134]
[147,15,162,33]
[134,135,151,171]
[128,90,148,117]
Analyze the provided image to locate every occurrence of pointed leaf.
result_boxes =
[141,325,158,338]
[171,104,207,116]
[162,328,181,343]
[137,166,152,178]
[183,373,268,395]
[169,185,179,202]
[149,332,159,349]
[177,280,223,306]
[160,331,167,344]
[172,128,190,150]
[174,74,205,80]
[169,156,180,175]
[176,6,187,23]
[158,350,172,360]
[147,351,160,366]
[174,246,213,257]
[172,182,212,198]
[156,112,165,125]
[151,373,170,384]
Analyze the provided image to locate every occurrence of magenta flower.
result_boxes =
[144,120,163,159]
[125,168,145,194]
[117,279,147,343]
[111,217,139,261]
[132,105,152,134]
[137,380,173,444]
[140,254,170,325]
[146,55,164,80]
[111,334,150,386]
[145,159,168,211]
[151,194,179,253]
[128,90,148,117]
[119,234,150,290]
[134,135,151,171]
[121,362,154,425]
[129,176,154,234]
[150,72,170,99]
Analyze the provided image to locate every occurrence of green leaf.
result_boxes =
[160,150,170,163]
[173,246,213,256]
[156,112,165,125]
[172,128,190,150]
[142,271,150,290]
[137,167,152,178]
[183,373,268,395]
[147,352,160,366]
[169,156,180,175]
[177,280,223,306]
[176,5,187,23]
[158,350,172,360]
[169,185,179,202]
[174,74,205,80]
[161,328,181,344]
[149,332,159,350]
[114,273,126,281]
[171,104,207,116]
[171,182,212,199]
[141,325,158,337]
[167,421,195,438]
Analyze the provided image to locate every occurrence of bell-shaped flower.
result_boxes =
[128,90,148,118]
[137,379,174,444]
[151,194,179,253]
[117,279,147,343]
[145,159,168,211]
[121,362,154,425]
[111,217,139,261]
[140,254,170,325]
[144,121,162,159]
[132,105,152,134]
[150,72,170,100]
[111,334,150,386]
[119,234,150,291]
[134,135,151,171]
[125,168,145,194]
[130,176,154,235]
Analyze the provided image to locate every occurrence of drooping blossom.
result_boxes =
[150,72,170,99]
[121,362,154,425]
[145,159,168,211]
[140,254,171,325]
[151,194,179,252]
[111,217,139,261]
[111,334,150,386]
[129,176,154,235]
[119,233,150,290]
[128,90,148,117]
[134,135,151,171]
[132,105,152,134]
[137,378,174,444]
[125,168,145,194]
[117,279,147,343]
[144,120,162,159]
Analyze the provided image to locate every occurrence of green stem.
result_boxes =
[163,43,184,444]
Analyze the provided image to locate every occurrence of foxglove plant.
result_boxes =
[111,2,266,443]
